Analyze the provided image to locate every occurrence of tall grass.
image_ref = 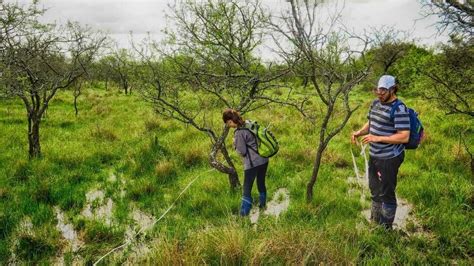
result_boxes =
[0,86,472,264]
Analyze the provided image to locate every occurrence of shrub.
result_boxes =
[155,160,176,179]
[13,159,31,181]
[83,221,123,244]
[144,118,161,132]
[90,125,118,141]
[128,179,159,201]
[15,234,57,262]
[183,147,206,167]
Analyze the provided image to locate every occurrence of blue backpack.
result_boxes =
[390,100,424,149]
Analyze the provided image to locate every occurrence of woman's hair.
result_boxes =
[222,108,244,127]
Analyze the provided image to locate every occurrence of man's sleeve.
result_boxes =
[394,105,410,131]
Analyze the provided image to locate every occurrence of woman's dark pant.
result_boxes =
[240,163,268,216]
[243,163,268,198]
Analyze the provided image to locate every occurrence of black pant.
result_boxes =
[243,163,268,198]
[368,152,404,204]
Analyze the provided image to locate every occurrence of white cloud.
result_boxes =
[6,0,448,50]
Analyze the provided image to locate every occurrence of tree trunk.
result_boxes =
[209,131,241,190]
[209,156,240,190]
[74,95,79,116]
[122,78,128,95]
[227,170,239,191]
[73,85,81,117]
[220,144,240,189]
[306,143,326,202]
[28,115,41,158]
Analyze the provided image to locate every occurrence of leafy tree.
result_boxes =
[135,0,290,190]
[420,1,474,174]
[368,28,412,74]
[271,0,371,201]
[382,44,433,95]
[105,48,134,95]
[420,0,473,117]
[0,1,105,158]
[422,38,473,117]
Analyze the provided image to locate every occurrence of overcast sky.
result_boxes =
[9,0,448,53]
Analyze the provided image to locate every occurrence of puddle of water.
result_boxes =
[55,207,83,252]
[249,208,260,224]
[81,189,114,225]
[263,188,290,217]
[132,209,156,233]
[361,198,413,230]
[249,188,290,224]
[8,217,33,264]
[19,217,33,234]
[108,172,117,183]
[349,150,419,232]
[85,189,105,202]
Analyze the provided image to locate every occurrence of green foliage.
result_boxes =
[421,37,474,117]
[15,234,57,262]
[0,84,472,264]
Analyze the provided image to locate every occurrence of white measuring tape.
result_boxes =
[93,168,215,265]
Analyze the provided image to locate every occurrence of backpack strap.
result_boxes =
[389,99,404,122]
[235,128,255,168]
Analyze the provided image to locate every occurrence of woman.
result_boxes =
[222,109,269,216]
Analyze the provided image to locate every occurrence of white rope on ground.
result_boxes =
[93,168,215,266]
[350,146,361,179]
[350,143,368,180]
[360,143,369,182]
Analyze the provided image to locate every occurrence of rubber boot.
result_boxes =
[370,201,382,224]
[240,196,252,216]
[381,202,397,229]
[258,192,267,209]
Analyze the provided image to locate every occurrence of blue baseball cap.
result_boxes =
[377,75,396,89]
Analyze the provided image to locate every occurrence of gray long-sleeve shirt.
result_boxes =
[234,128,269,170]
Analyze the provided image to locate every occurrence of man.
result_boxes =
[351,75,410,229]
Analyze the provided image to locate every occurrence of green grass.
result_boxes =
[0,85,472,264]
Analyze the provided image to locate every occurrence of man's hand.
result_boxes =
[351,130,361,144]
[361,134,380,144]
[351,122,369,145]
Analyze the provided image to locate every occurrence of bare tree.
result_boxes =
[271,0,370,201]
[135,0,290,190]
[420,0,474,39]
[0,1,105,158]
[368,27,412,74]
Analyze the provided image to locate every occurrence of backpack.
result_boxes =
[389,100,424,149]
[242,120,279,158]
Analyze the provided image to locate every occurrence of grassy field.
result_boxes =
[0,84,472,264]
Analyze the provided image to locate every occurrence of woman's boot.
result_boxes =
[240,196,252,216]
[259,192,267,209]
